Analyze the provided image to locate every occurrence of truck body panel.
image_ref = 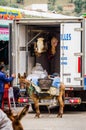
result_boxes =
[60,22,82,87]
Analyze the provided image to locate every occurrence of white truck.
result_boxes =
[9,16,86,110]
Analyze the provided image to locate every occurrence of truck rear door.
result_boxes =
[60,22,82,88]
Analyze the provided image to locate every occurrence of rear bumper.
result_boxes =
[65,87,84,90]
[64,97,81,105]
[17,97,29,105]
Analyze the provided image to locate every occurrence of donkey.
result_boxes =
[4,105,29,130]
[18,73,65,118]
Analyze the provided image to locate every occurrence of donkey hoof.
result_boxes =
[57,114,62,118]
[34,114,40,118]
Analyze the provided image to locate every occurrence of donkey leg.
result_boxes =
[30,94,40,118]
[61,83,65,102]
[57,83,65,118]
[57,95,64,118]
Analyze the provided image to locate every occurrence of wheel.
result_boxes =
[80,103,86,111]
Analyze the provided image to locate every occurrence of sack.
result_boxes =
[31,83,41,93]
[49,87,59,96]
[52,77,60,88]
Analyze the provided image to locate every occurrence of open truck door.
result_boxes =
[60,22,82,88]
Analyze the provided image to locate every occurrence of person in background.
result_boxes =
[0,63,15,108]
[0,109,13,130]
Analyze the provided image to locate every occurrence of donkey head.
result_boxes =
[18,73,31,89]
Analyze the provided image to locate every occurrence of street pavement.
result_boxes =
[15,105,86,130]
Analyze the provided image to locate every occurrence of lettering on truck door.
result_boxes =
[60,22,82,87]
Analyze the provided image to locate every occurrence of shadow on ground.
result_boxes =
[29,104,86,114]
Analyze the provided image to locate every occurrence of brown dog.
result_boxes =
[4,105,29,130]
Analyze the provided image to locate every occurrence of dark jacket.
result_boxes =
[0,71,14,92]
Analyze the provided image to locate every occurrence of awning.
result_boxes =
[0,28,9,41]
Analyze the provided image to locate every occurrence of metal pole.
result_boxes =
[9,23,12,76]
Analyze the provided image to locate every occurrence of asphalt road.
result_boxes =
[16,105,86,130]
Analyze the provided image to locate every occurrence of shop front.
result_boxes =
[0,20,12,69]
[0,6,23,71]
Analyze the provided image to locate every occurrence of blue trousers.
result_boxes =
[0,92,4,108]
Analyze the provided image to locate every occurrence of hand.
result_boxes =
[11,74,16,78]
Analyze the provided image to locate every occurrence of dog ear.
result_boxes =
[4,109,12,115]
[18,105,29,120]
[24,73,27,78]
[18,73,21,78]
[4,109,15,121]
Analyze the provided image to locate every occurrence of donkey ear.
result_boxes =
[24,73,27,78]
[18,73,21,78]
[18,105,29,120]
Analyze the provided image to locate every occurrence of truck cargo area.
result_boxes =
[27,24,60,75]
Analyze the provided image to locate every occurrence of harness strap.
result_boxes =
[28,85,36,96]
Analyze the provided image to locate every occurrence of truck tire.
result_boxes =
[80,103,86,111]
